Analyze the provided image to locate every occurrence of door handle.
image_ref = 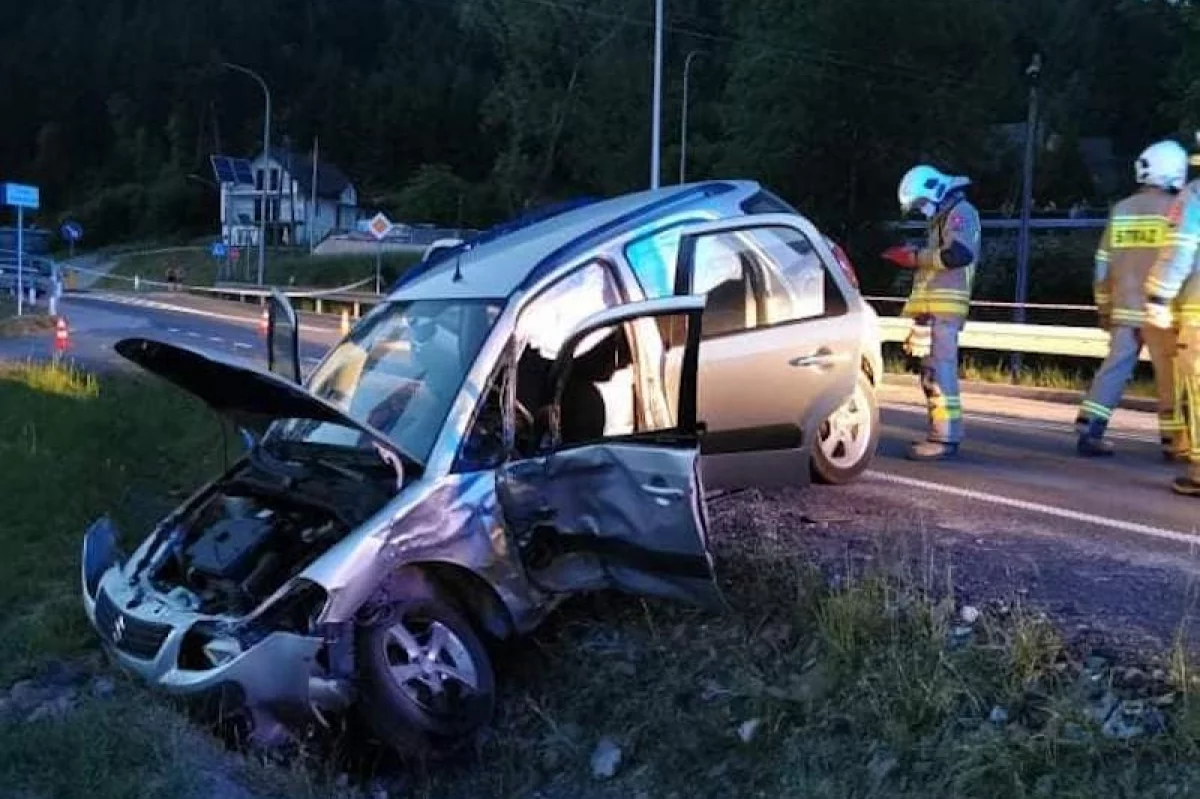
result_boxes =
[789,349,838,368]
[641,483,685,498]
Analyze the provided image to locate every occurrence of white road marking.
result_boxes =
[167,327,180,333]
[209,336,224,343]
[81,293,339,335]
[186,331,200,338]
[233,342,253,350]
[881,401,1157,444]
[865,470,1198,544]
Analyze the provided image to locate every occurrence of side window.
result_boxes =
[685,225,848,339]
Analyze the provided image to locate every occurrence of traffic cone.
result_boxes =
[54,317,70,354]
[340,309,350,336]
[258,307,269,337]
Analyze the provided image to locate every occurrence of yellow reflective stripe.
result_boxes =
[1096,250,1110,263]
[1080,400,1113,420]
[1110,217,1169,248]
[1111,309,1146,324]
[1146,276,1176,295]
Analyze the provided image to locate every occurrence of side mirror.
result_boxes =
[266,288,301,384]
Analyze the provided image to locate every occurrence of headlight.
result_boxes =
[236,579,329,644]
[202,636,243,667]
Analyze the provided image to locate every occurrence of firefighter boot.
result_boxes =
[906,439,959,462]
[1075,417,1115,458]
[1173,476,1200,496]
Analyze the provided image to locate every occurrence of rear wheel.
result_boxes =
[356,584,495,757]
[811,371,879,485]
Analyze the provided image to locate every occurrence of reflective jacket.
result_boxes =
[1094,187,1177,327]
[901,194,981,321]
[1145,180,1200,326]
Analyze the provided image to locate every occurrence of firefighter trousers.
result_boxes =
[920,317,964,444]
[1179,324,1200,483]
[1077,325,1186,453]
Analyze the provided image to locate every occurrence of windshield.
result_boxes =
[268,297,503,465]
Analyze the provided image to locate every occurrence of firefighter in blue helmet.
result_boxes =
[1076,139,1190,458]
[882,165,981,461]
[1144,132,1200,496]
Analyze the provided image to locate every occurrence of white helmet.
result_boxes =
[897,165,971,218]
[1135,140,1188,191]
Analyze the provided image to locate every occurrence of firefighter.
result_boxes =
[882,164,981,461]
[1144,132,1200,496]
[1076,139,1190,458]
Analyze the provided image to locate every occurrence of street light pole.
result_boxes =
[222,62,271,286]
[650,0,664,190]
[1011,51,1042,379]
[680,49,706,184]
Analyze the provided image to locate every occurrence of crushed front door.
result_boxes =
[497,296,723,609]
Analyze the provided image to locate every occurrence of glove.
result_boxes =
[903,320,932,358]
[882,245,918,268]
[1145,301,1173,330]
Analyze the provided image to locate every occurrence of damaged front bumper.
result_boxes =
[80,518,351,720]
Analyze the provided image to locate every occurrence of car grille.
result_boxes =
[95,590,172,661]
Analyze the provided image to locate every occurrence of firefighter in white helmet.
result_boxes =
[1144,131,1200,496]
[1076,139,1190,458]
[882,164,981,461]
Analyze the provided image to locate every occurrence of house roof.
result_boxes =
[257,147,354,200]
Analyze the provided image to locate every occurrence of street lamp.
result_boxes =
[650,0,664,190]
[680,49,707,184]
[221,61,271,286]
[1011,51,1042,379]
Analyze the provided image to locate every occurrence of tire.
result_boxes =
[355,583,496,758]
[811,371,880,485]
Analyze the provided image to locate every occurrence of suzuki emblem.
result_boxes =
[112,614,126,643]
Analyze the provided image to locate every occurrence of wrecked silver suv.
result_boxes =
[80,181,879,754]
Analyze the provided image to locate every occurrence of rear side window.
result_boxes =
[684,225,848,340]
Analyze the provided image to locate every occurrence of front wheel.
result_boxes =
[356,587,496,757]
[811,371,880,485]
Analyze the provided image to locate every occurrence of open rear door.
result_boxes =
[266,288,302,384]
[497,295,723,609]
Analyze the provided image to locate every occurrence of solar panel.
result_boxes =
[210,155,237,184]
[231,159,256,186]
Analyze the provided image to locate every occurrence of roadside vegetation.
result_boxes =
[0,297,58,338]
[2,360,1199,798]
[93,247,423,292]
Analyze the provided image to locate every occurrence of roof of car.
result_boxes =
[389,180,757,301]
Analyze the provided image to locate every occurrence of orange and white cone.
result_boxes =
[54,317,70,353]
[258,307,269,337]
[340,309,350,336]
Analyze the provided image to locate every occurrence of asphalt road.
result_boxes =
[4,290,1199,651]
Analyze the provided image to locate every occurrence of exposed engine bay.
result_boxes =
[142,443,399,616]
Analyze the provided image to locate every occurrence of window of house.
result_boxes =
[253,199,263,223]
[270,169,279,192]
[255,170,264,191]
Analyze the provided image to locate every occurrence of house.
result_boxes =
[220,147,360,248]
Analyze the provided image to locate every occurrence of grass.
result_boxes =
[885,351,1159,398]
[95,247,422,291]
[4,362,1200,797]
[0,297,58,338]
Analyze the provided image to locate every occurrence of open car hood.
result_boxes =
[113,337,415,471]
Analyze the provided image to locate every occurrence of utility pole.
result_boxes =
[1011,51,1041,380]
[650,0,664,190]
[309,136,319,255]
[222,62,271,285]
[680,50,706,184]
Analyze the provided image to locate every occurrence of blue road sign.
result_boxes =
[61,220,83,242]
[3,182,39,209]
[210,241,228,259]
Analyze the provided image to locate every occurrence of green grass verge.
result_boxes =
[0,298,58,338]
[3,363,1200,797]
[96,247,422,291]
[885,353,1159,398]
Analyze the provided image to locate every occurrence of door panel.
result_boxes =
[266,289,301,384]
[673,216,863,492]
[497,442,720,607]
